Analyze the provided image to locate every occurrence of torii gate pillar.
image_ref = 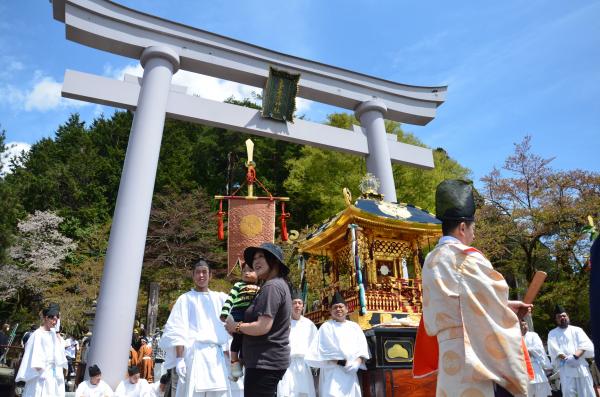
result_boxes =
[86,46,180,386]
[355,99,397,203]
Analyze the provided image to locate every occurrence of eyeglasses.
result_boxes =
[46,315,59,319]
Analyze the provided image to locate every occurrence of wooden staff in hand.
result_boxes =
[515,271,547,319]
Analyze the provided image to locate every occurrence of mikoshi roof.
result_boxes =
[298,197,441,254]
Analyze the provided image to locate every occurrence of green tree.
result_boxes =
[139,188,231,324]
[284,113,470,226]
[0,128,21,262]
[476,136,600,334]
[394,148,471,212]
[7,115,115,228]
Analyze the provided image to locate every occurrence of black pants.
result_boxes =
[231,333,243,354]
[494,383,514,397]
[66,357,75,378]
[230,308,245,354]
[244,368,286,397]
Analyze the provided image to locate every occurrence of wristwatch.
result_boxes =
[235,322,243,334]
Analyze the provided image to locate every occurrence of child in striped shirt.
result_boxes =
[220,263,259,379]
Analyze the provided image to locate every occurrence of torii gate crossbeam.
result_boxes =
[62,70,435,168]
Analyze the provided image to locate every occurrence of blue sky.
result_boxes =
[1,0,598,183]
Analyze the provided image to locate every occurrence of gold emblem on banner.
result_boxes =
[240,215,263,237]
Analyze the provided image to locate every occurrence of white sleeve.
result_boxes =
[160,294,190,369]
[575,327,595,358]
[74,382,86,397]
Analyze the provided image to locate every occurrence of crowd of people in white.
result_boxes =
[13,267,597,397]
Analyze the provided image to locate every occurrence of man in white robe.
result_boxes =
[305,291,370,397]
[521,321,552,397]
[115,366,152,397]
[159,259,242,397]
[16,303,68,397]
[75,364,113,397]
[277,292,318,397]
[547,306,595,397]
[148,372,170,397]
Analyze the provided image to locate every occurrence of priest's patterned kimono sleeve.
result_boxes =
[422,239,529,397]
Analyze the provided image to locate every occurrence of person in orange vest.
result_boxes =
[138,337,154,383]
[128,345,139,368]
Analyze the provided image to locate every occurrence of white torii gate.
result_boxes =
[52,0,447,387]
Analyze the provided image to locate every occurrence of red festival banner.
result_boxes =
[227,200,276,273]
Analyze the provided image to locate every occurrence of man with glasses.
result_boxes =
[16,303,68,397]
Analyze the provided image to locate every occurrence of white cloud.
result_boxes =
[24,77,62,111]
[105,62,312,114]
[0,72,88,112]
[8,60,23,72]
[1,141,31,175]
[24,75,87,112]
[0,55,24,80]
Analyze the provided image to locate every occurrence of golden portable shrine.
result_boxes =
[297,177,441,396]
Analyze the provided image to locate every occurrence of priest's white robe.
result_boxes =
[160,289,242,397]
[523,331,552,397]
[114,378,151,397]
[16,327,68,397]
[547,325,595,397]
[148,381,164,397]
[75,379,113,397]
[305,319,369,397]
[277,316,318,397]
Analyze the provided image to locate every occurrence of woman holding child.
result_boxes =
[224,242,292,397]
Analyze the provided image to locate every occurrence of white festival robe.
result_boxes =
[160,289,241,397]
[523,331,552,397]
[148,381,164,397]
[75,379,114,397]
[277,316,318,397]
[305,319,370,397]
[114,378,151,397]
[16,327,68,397]
[547,325,595,397]
[421,236,529,397]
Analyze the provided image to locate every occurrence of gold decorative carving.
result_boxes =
[377,201,412,219]
[384,339,413,362]
[387,343,409,359]
[240,214,263,237]
[343,187,352,206]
